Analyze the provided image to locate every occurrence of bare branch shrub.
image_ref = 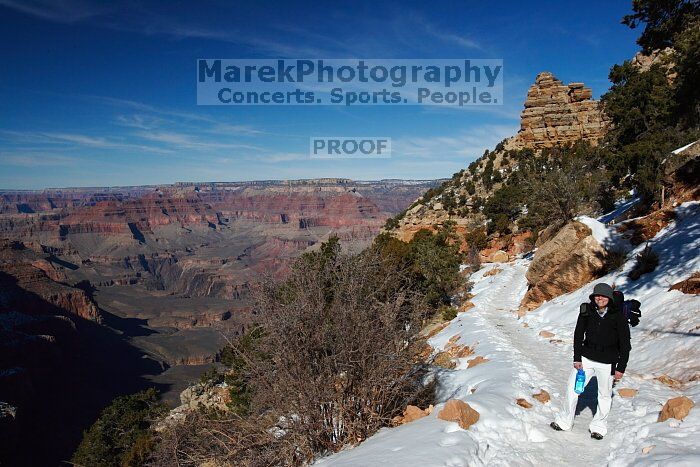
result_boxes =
[628,243,659,280]
[151,247,433,466]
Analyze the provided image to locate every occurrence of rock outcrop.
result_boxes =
[520,221,607,313]
[513,72,609,149]
[670,272,700,295]
[391,71,608,247]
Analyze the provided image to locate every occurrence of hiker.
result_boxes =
[550,283,631,439]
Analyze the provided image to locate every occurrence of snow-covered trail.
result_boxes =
[460,261,613,465]
[318,202,699,466]
[320,260,619,466]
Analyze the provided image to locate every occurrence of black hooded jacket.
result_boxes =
[573,301,631,373]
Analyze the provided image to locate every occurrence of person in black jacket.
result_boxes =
[550,283,632,439]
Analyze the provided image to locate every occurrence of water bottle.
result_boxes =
[574,368,586,394]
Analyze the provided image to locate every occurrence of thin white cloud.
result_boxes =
[423,24,482,51]
[0,151,79,167]
[393,124,516,161]
[134,131,264,151]
[0,130,172,154]
[0,0,108,23]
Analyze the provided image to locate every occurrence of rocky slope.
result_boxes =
[389,71,609,258]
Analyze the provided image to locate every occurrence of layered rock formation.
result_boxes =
[0,240,100,321]
[513,72,609,149]
[391,71,609,248]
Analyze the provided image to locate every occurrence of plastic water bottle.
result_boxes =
[574,368,586,394]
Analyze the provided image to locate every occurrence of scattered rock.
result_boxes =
[487,250,509,263]
[533,390,550,404]
[437,399,480,430]
[516,398,533,409]
[655,375,683,389]
[484,267,502,277]
[444,335,475,359]
[446,334,460,347]
[522,322,529,328]
[617,388,638,398]
[414,342,433,362]
[467,356,489,368]
[669,272,700,295]
[0,401,17,419]
[617,209,676,246]
[451,345,475,358]
[538,330,555,338]
[398,405,432,425]
[658,396,694,422]
[520,221,607,313]
[433,352,457,369]
[641,445,656,455]
[180,382,231,412]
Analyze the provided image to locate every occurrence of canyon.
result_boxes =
[0,178,438,465]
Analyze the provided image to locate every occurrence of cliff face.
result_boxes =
[0,241,101,321]
[513,72,609,149]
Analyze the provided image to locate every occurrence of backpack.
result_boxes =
[579,290,641,327]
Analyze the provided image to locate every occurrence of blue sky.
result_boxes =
[0,0,640,189]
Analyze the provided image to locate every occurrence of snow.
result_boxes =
[316,202,700,467]
[596,195,640,225]
[577,215,615,246]
[672,141,697,155]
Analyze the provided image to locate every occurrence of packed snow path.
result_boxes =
[317,202,700,467]
[320,261,617,466]
[319,202,699,466]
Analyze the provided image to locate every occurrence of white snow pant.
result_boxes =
[554,356,614,436]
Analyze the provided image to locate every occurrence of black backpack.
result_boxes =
[579,290,641,327]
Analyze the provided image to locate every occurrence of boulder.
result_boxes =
[437,399,480,430]
[516,398,533,409]
[533,390,550,404]
[617,388,638,398]
[520,221,607,313]
[658,396,694,422]
[400,405,432,424]
[538,330,555,338]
